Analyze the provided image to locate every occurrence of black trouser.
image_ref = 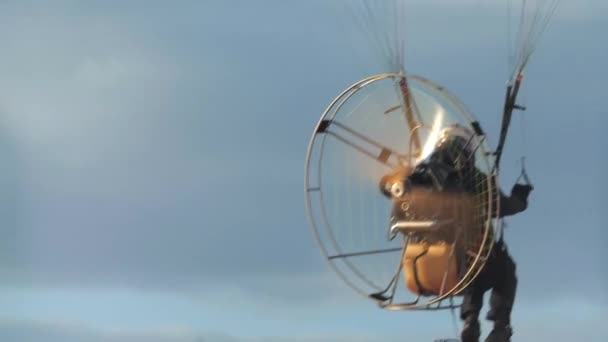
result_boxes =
[460,241,518,323]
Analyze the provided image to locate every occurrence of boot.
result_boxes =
[484,321,512,342]
[460,315,481,342]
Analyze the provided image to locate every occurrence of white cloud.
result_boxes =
[0,319,219,342]
[0,318,405,342]
[2,302,608,342]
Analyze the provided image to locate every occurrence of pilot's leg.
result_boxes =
[485,243,517,342]
[460,259,493,342]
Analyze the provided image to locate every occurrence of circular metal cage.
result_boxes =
[304,73,502,310]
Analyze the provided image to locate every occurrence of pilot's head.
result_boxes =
[430,124,477,173]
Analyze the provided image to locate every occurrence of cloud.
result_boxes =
[2,300,608,342]
[0,318,406,342]
[0,0,321,292]
[0,0,605,312]
[0,319,228,342]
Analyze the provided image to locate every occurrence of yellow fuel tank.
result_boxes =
[403,242,460,296]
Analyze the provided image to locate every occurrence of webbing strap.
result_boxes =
[494,74,525,173]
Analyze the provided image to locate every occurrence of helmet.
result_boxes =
[431,124,477,171]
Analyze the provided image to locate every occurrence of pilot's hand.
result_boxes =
[511,183,533,200]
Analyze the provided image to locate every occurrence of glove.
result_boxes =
[511,183,533,200]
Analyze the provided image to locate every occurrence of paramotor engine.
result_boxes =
[304,0,560,311]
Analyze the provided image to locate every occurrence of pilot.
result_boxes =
[431,124,532,342]
[382,124,533,342]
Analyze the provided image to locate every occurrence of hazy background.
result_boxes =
[0,0,606,341]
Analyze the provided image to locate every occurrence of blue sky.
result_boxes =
[0,0,606,341]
